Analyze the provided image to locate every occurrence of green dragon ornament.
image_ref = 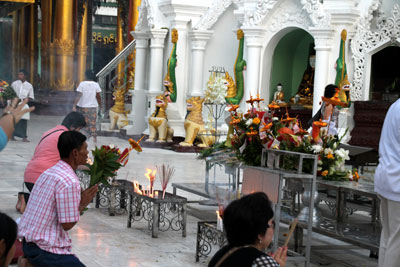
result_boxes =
[163,28,178,103]
[225,29,247,105]
[335,29,350,105]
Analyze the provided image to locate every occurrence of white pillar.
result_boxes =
[188,30,213,97]
[242,27,267,108]
[126,31,149,135]
[310,28,335,115]
[148,29,168,116]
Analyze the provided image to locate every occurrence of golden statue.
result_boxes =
[225,72,236,98]
[272,83,287,107]
[109,89,129,130]
[179,97,215,147]
[292,54,315,109]
[147,94,174,143]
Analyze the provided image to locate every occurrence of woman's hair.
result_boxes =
[85,69,96,81]
[61,112,87,130]
[324,84,338,98]
[223,192,274,247]
[0,212,17,260]
[57,131,87,159]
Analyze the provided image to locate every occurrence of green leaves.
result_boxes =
[85,146,123,187]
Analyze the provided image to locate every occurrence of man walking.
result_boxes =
[18,131,98,266]
[375,98,400,267]
[11,69,34,142]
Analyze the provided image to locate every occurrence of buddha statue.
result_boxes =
[292,53,315,109]
[272,83,287,107]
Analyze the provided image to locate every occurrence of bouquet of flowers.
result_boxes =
[0,80,16,104]
[204,71,227,104]
[85,145,131,186]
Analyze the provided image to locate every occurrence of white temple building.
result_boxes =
[128,0,400,145]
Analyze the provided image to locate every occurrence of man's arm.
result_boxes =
[60,185,98,231]
[96,92,101,106]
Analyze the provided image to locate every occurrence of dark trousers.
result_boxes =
[13,119,28,138]
[23,241,85,267]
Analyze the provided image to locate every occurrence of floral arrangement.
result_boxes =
[227,93,351,181]
[85,137,144,186]
[204,71,227,104]
[0,80,16,104]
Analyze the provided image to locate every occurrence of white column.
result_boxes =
[310,28,335,115]
[188,30,213,97]
[126,31,149,135]
[242,27,267,108]
[148,29,168,116]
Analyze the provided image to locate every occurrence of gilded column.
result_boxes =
[76,2,88,83]
[125,0,141,91]
[18,7,27,72]
[48,0,55,89]
[115,5,125,88]
[28,3,38,86]
[54,0,75,91]
[12,11,18,79]
[40,0,49,89]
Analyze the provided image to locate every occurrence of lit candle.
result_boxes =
[216,211,223,232]
[155,191,159,198]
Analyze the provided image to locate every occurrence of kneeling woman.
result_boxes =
[209,192,287,267]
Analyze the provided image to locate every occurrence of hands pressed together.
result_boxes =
[79,184,98,213]
[269,246,288,267]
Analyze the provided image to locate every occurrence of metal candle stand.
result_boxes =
[96,179,133,216]
[195,221,227,262]
[127,190,187,238]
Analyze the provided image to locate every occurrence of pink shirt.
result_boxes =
[24,125,68,184]
[19,160,81,254]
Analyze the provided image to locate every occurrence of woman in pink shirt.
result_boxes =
[16,112,86,213]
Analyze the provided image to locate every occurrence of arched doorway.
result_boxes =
[269,29,314,104]
[370,46,400,101]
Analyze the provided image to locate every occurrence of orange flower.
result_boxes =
[253,117,261,125]
[326,153,334,159]
[321,170,328,176]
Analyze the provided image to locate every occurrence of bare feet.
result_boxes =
[16,194,26,214]
[11,137,17,141]
[22,138,30,142]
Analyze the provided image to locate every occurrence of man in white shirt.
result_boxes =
[11,69,34,142]
[374,98,400,267]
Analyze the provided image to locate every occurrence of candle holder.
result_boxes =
[127,190,187,238]
[95,179,133,216]
[195,221,227,262]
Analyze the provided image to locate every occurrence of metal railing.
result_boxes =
[96,40,136,116]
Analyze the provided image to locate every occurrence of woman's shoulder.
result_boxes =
[252,254,280,267]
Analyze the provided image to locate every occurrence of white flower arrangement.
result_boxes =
[204,71,227,104]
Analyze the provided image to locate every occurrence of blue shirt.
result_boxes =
[0,127,7,151]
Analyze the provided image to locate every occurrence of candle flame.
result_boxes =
[145,168,157,182]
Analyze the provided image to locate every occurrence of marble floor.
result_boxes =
[0,114,378,267]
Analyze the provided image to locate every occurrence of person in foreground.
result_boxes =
[208,192,287,267]
[0,212,18,267]
[18,131,98,267]
[0,98,35,151]
[374,98,400,267]
[15,112,87,213]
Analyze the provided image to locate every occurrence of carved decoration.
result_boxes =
[300,0,330,27]
[266,1,310,33]
[136,0,168,30]
[243,0,278,27]
[351,1,400,100]
[193,0,237,30]
[54,39,75,56]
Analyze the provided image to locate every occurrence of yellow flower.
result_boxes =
[253,117,261,125]
[326,153,334,159]
[321,170,328,176]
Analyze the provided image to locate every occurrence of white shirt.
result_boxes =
[11,80,34,120]
[11,80,34,100]
[76,81,101,108]
[375,98,400,201]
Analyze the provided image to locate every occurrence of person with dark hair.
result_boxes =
[0,212,18,267]
[321,84,339,135]
[10,69,34,142]
[209,192,287,267]
[72,69,101,145]
[18,131,98,267]
[15,112,87,213]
